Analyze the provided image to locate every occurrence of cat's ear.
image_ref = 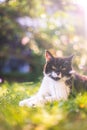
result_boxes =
[68,54,74,61]
[45,50,54,62]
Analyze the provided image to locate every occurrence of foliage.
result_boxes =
[0,81,87,130]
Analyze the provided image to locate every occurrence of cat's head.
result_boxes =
[43,50,74,81]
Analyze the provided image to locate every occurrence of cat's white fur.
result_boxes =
[19,75,70,107]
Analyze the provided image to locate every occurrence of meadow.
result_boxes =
[0,81,87,130]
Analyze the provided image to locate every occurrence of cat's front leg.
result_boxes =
[19,95,37,107]
[19,76,52,107]
[19,95,46,107]
[27,96,46,107]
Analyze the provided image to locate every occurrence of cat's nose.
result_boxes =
[57,72,62,78]
[57,72,60,75]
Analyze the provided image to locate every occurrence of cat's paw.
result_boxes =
[27,98,44,107]
[26,101,37,107]
[19,99,29,107]
[19,98,36,107]
[19,95,45,107]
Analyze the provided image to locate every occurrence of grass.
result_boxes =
[0,81,87,130]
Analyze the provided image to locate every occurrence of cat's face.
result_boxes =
[43,50,73,81]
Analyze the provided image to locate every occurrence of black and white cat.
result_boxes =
[19,50,74,107]
[19,50,87,107]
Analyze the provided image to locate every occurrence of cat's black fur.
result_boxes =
[44,50,87,93]
[72,73,87,92]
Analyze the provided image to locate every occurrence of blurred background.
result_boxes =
[0,0,87,82]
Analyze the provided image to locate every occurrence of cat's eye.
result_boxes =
[52,66,56,70]
[62,68,66,71]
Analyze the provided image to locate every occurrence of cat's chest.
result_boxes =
[49,77,70,100]
[49,76,68,87]
[43,76,70,99]
[52,79,70,92]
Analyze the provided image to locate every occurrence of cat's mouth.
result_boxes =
[49,71,62,81]
[49,75,61,81]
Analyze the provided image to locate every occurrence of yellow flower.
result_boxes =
[79,104,85,108]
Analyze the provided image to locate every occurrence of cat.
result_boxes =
[43,51,87,92]
[19,50,87,107]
